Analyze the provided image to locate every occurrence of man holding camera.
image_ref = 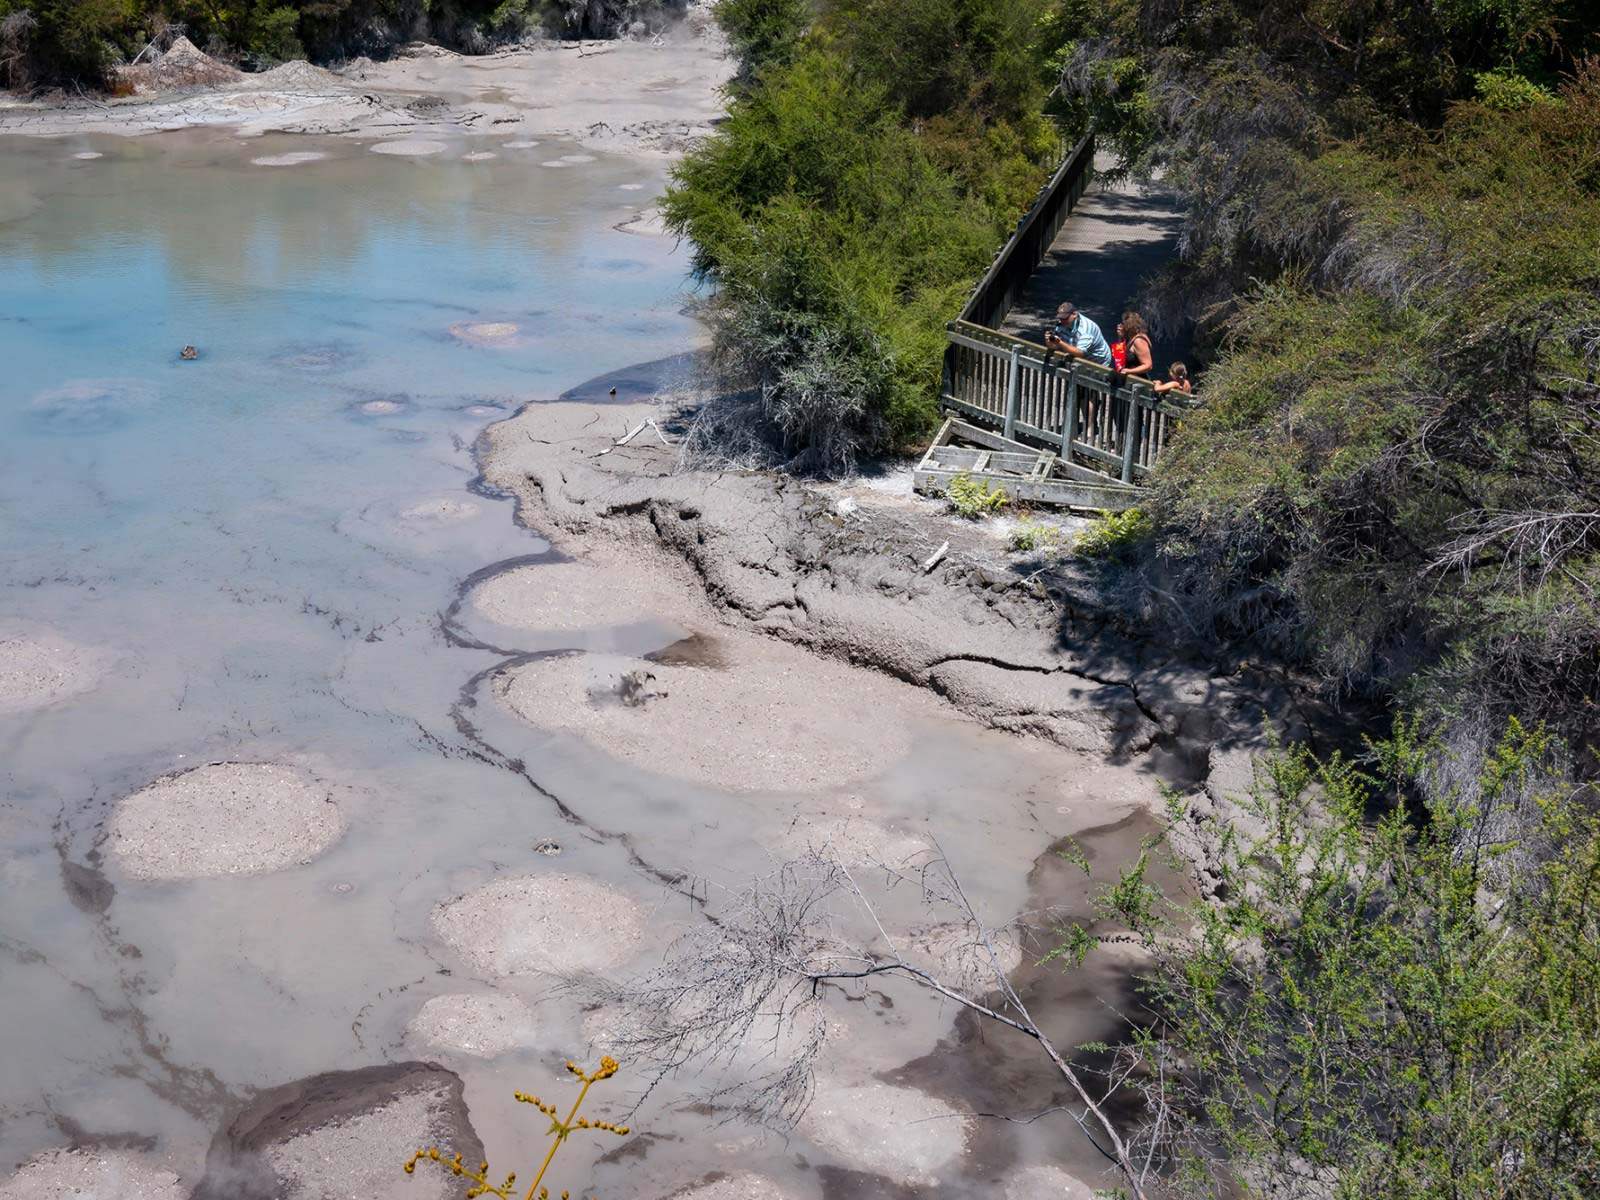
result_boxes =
[1043,301,1112,367]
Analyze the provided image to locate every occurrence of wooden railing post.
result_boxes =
[1061,364,1078,462]
[1003,344,1021,441]
[1121,392,1144,484]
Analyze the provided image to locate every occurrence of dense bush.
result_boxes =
[1076,720,1600,1198]
[666,0,1067,469]
[711,0,805,83]
[1047,2,1600,756]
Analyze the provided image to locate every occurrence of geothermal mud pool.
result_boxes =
[0,120,1151,1199]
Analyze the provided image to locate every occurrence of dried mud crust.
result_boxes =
[493,644,926,792]
[107,761,346,880]
[0,626,108,713]
[0,1148,185,1200]
[431,872,647,978]
[479,398,1304,769]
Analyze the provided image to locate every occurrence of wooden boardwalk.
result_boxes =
[917,137,1194,510]
[998,163,1189,373]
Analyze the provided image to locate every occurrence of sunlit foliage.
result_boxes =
[1073,720,1600,1199]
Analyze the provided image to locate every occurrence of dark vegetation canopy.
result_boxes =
[1056,1,1600,758]
[0,0,682,87]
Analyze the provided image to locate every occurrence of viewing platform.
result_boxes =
[917,136,1192,512]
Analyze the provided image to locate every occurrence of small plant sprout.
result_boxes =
[403,1057,630,1200]
[946,471,1009,518]
[1009,519,1060,553]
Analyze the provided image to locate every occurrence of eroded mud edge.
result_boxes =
[475,382,1351,886]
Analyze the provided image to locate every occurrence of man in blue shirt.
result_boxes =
[1044,301,1112,367]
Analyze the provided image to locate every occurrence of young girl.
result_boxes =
[1154,361,1192,395]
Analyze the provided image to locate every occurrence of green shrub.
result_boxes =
[663,48,1006,468]
[664,0,1065,472]
[946,471,1008,518]
[712,0,807,83]
[0,0,135,87]
[1138,67,1600,744]
[1008,518,1060,552]
[248,4,305,60]
[1073,506,1150,560]
[1071,719,1600,1199]
[1473,66,1557,110]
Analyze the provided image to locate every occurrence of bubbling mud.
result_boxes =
[470,562,658,631]
[0,1148,184,1200]
[667,1174,797,1200]
[400,497,482,523]
[432,873,646,978]
[777,814,931,870]
[1003,1165,1097,1200]
[251,151,327,167]
[0,629,107,714]
[904,921,1025,995]
[108,762,345,881]
[28,378,155,432]
[272,342,362,372]
[448,321,520,347]
[406,993,539,1059]
[370,139,448,157]
[800,1080,970,1186]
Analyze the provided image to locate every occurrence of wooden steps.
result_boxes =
[913,418,1141,512]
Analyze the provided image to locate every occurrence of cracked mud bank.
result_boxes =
[479,391,1302,780]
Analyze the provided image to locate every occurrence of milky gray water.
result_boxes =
[0,130,1151,1198]
[0,129,705,1160]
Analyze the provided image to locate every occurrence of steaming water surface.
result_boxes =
[0,131,1147,1197]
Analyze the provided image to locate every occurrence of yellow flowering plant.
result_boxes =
[403,1057,630,1200]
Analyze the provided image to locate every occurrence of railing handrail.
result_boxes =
[947,319,1195,417]
[957,131,1096,328]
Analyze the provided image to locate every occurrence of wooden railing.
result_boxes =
[941,321,1190,483]
[958,131,1096,330]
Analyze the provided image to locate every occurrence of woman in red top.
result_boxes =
[1120,311,1154,379]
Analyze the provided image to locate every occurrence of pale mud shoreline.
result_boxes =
[479,383,1303,770]
[473,359,1340,894]
[0,24,728,159]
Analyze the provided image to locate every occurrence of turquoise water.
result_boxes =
[0,130,700,1166]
